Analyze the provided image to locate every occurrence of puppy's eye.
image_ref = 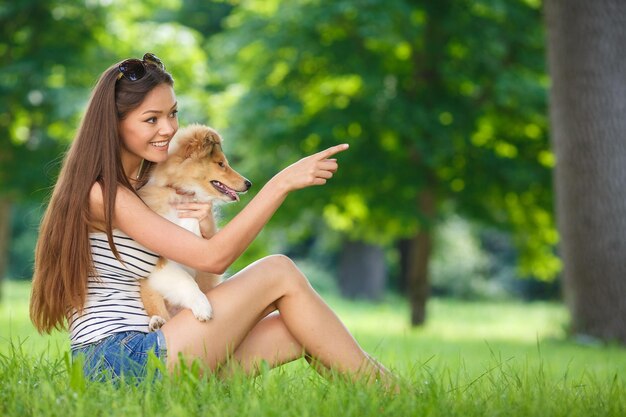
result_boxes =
[218,161,225,168]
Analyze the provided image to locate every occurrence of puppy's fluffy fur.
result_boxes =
[138,124,250,331]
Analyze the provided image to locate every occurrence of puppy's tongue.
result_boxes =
[229,190,240,202]
[212,181,240,201]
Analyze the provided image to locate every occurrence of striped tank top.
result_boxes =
[69,230,159,350]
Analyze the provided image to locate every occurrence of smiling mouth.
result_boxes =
[211,181,240,201]
[150,140,169,148]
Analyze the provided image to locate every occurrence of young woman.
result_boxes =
[29,53,392,384]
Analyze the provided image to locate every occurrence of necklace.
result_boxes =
[136,159,145,180]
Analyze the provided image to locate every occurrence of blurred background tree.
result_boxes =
[546,0,626,343]
[0,0,108,296]
[209,0,557,324]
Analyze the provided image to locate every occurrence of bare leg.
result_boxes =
[160,255,390,382]
[222,312,302,375]
[223,311,333,378]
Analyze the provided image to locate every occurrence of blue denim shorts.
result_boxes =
[71,330,168,381]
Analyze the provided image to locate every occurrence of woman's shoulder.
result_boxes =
[89,182,144,226]
[89,181,140,204]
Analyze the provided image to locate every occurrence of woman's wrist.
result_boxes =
[199,219,216,239]
[265,175,291,199]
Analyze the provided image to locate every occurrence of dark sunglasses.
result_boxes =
[117,53,165,81]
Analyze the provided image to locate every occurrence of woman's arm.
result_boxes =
[91,144,348,274]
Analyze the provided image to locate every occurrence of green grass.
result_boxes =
[1,280,625,416]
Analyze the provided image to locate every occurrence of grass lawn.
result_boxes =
[1,280,625,416]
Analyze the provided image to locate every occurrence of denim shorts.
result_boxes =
[71,330,168,381]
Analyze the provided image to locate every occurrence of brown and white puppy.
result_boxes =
[138,124,251,331]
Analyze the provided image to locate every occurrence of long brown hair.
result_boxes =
[30,59,174,333]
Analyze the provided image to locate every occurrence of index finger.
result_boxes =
[316,143,349,160]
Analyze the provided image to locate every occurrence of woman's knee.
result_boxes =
[258,254,310,291]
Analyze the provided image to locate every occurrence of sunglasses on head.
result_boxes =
[117,53,165,81]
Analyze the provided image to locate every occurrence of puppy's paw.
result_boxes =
[190,295,213,322]
[149,315,166,332]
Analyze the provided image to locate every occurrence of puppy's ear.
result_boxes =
[183,129,222,159]
[204,130,222,147]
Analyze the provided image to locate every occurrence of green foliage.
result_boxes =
[0,0,109,201]
[7,203,42,279]
[210,0,558,279]
[430,216,495,298]
[1,0,560,286]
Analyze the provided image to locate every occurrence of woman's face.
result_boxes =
[119,83,178,175]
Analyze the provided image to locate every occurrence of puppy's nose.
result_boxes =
[244,180,252,190]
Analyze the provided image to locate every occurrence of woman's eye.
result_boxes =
[170,110,178,118]
[145,117,157,123]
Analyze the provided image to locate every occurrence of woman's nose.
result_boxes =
[160,119,177,136]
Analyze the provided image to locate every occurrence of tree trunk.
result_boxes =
[396,238,411,293]
[546,0,626,342]
[406,188,435,326]
[0,198,11,298]
[338,240,386,300]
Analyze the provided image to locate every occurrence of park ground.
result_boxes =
[1,280,624,417]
